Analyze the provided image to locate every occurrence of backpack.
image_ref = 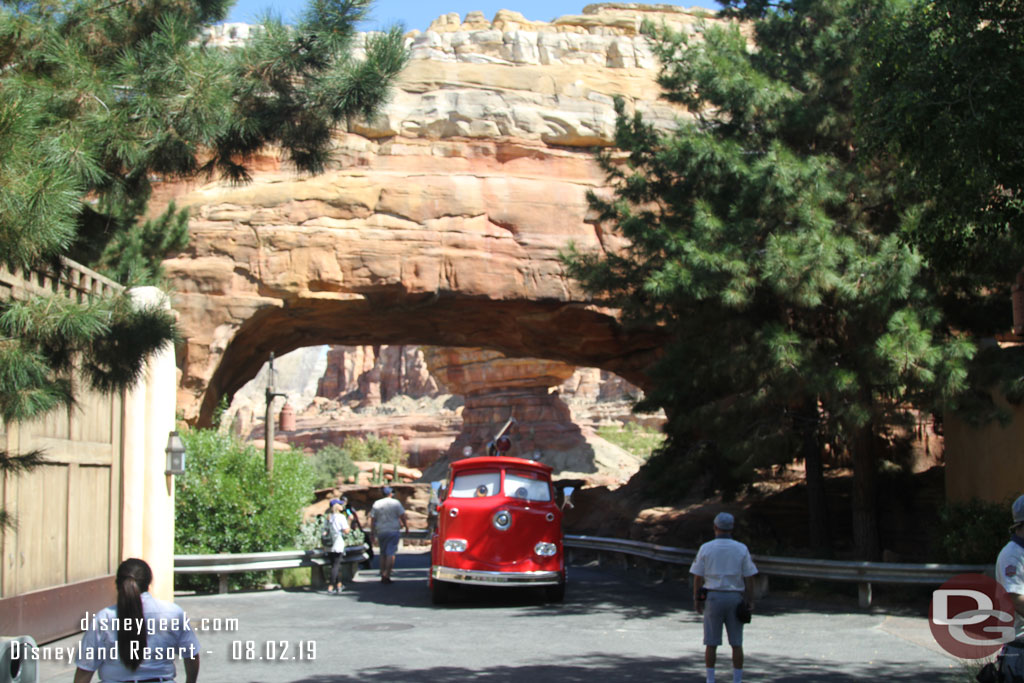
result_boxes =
[320,518,335,549]
[978,641,1024,683]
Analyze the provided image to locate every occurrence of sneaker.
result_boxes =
[327,587,337,594]
[381,576,392,584]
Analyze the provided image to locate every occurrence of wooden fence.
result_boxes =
[0,260,125,642]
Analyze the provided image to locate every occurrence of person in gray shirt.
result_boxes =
[370,486,408,584]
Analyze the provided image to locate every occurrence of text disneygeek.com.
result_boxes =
[79,612,239,634]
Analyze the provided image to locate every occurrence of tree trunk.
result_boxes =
[850,422,880,561]
[800,398,831,553]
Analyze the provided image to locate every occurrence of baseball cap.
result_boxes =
[1012,495,1024,526]
[714,512,735,531]
[329,498,342,507]
[382,486,393,495]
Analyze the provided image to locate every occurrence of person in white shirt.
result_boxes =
[690,512,758,683]
[74,558,200,683]
[327,497,352,594]
[997,495,1024,628]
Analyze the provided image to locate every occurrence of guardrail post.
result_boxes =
[218,574,229,595]
[754,574,769,600]
[311,564,326,590]
[858,582,872,608]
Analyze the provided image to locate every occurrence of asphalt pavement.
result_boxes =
[35,548,970,682]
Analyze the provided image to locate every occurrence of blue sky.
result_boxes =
[224,0,722,34]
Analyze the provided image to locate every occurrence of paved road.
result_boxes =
[37,550,968,682]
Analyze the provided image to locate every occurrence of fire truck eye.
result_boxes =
[493,510,512,530]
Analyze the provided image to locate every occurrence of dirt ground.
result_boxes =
[563,465,948,562]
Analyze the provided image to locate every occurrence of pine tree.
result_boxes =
[858,0,1024,422]
[858,0,1024,286]
[563,0,972,558]
[0,0,408,529]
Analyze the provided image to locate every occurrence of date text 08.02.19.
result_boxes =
[230,640,316,661]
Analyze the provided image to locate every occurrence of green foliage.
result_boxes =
[277,566,312,588]
[563,0,973,558]
[371,462,385,485]
[2,0,408,278]
[0,91,79,267]
[858,0,1024,284]
[209,395,230,431]
[596,422,665,461]
[937,498,1011,565]
[0,0,406,530]
[295,516,322,550]
[90,203,191,287]
[308,435,402,489]
[174,428,315,591]
[858,0,1024,424]
[309,443,359,489]
[341,434,405,466]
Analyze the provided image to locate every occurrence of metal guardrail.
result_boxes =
[175,546,369,594]
[173,533,990,607]
[565,535,696,565]
[564,534,990,607]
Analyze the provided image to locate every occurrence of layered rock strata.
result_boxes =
[163,3,733,426]
[421,347,644,485]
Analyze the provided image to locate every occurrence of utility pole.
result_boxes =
[264,351,287,474]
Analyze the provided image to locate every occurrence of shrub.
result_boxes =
[295,516,322,551]
[309,444,359,488]
[937,497,1012,564]
[597,422,665,461]
[174,428,315,591]
[343,434,405,465]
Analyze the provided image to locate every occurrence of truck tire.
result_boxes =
[431,579,451,605]
[544,581,565,603]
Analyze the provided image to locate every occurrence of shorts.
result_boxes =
[376,530,400,557]
[703,590,744,647]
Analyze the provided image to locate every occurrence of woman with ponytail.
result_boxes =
[74,558,200,682]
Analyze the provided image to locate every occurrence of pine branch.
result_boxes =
[0,449,46,473]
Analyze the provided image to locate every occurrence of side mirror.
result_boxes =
[562,486,575,510]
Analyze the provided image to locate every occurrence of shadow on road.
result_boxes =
[256,652,959,683]
[312,550,687,619]
[320,550,932,623]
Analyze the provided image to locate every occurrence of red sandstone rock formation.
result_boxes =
[160,4,741,426]
[316,345,439,407]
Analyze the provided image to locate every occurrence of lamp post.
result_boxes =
[264,352,287,474]
[165,430,186,475]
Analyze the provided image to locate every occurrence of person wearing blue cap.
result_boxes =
[326,498,350,594]
[370,486,408,584]
[690,512,758,683]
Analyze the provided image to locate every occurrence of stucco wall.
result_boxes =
[944,394,1024,503]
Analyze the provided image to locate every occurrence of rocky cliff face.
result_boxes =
[167,4,717,484]
[163,3,733,426]
[206,4,721,147]
[316,345,440,405]
[229,343,655,485]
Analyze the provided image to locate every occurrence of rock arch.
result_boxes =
[162,5,730,424]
